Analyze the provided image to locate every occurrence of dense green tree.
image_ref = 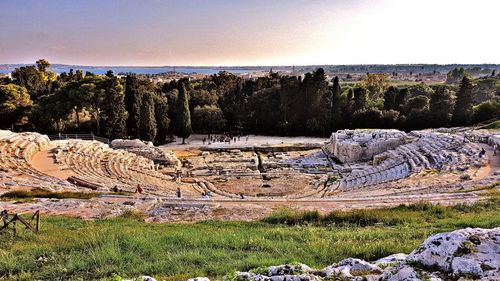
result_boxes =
[452,76,475,125]
[165,89,179,132]
[31,94,71,133]
[0,84,33,129]
[473,100,500,123]
[406,95,430,112]
[11,66,48,99]
[446,67,467,84]
[383,86,398,110]
[407,83,433,98]
[189,89,218,109]
[124,75,142,138]
[153,93,170,144]
[381,110,400,128]
[101,77,128,139]
[364,73,389,98]
[353,86,368,112]
[246,87,282,134]
[352,108,384,128]
[394,88,409,111]
[175,84,192,144]
[429,88,455,127]
[192,105,227,137]
[404,95,431,129]
[36,59,51,73]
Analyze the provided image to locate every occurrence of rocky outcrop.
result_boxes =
[407,227,500,280]
[182,227,500,281]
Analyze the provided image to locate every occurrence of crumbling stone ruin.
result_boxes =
[328,129,407,163]
[325,129,492,192]
[0,127,498,202]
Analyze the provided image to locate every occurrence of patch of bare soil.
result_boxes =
[30,146,74,180]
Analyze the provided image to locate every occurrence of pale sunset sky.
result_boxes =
[0,0,499,66]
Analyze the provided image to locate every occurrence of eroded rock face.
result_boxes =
[407,227,500,279]
[378,263,443,281]
[186,228,500,281]
[328,129,406,163]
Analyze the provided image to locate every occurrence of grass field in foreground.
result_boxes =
[0,190,499,281]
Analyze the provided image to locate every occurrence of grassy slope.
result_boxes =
[0,192,499,281]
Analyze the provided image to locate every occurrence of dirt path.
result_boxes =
[0,191,482,222]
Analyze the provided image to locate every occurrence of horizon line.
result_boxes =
[2,62,500,68]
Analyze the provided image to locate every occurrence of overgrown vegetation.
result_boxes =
[0,193,498,280]
[0,188,99,200]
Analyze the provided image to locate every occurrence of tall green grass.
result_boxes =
[0,195,498,280]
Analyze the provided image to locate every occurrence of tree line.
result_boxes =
[0,60,499,144]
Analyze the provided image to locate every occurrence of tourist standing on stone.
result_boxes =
[176,187,182,198]
[135,184,143,194]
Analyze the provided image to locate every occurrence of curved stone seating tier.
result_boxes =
[52,139,187,195]
[0,130,66,190]
[333,132,486,191]
[0,131,51,170]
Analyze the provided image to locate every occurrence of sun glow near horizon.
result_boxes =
[0,0,499,66]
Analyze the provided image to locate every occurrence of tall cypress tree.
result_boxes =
[124,75,142,138]
[102,77,128,139]
[175,83,192,144]
[452,76,474,126]
[330,76,342,130]
[139,92,157,142]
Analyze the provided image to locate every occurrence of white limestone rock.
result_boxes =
[267,263,312,276]
[323,258,382,278]
[233,272,322,281]
[123,276,157,281]
[187,278,210,281]
[379,263,439,281]
[407,227,500,279]
[374,253,408,266]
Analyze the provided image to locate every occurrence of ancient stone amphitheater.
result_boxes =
[0,128,499,222]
